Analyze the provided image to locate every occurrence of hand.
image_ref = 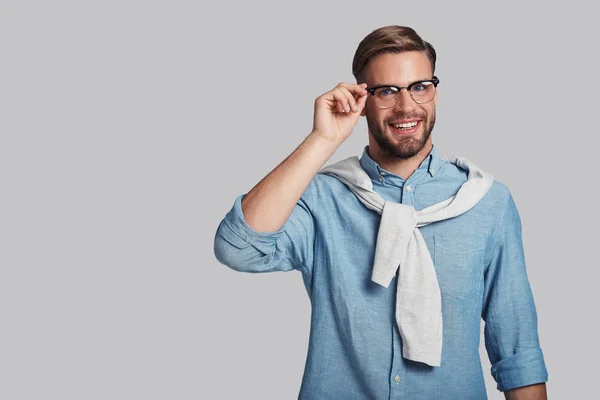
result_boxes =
[311,82,368,144]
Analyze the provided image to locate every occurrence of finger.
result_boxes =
[348,88,366,112]
[337,97,347,113]
[344,89,358,112]
[355,91,367,112]
[327,85,366,113]
[345,85,369,112]
[362,83,368,95]
[337,82,369,96]
[332,89,351,113]
[318,91,345,113]
[336,87,358,113]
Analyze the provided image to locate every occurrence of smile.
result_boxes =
[392,122,418,129]
[389,120,421,134]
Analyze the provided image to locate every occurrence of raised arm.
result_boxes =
[241,82,368,232]
[214,83,368,274]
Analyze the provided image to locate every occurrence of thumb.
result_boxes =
[356,94,367,115]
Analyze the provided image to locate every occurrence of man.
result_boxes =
[213,26,548,399]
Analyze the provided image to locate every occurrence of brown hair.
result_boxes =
[352,26,436,83]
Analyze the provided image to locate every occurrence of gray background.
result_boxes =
[1,0,597,399]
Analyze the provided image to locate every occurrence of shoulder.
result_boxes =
[439,157,513,203]
[486,180,512,206]
[436,158,517,232]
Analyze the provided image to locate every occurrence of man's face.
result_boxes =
[361,51,437,159]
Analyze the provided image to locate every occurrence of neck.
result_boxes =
[367,138,433,180]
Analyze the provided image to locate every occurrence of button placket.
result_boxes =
[389,325,405,398]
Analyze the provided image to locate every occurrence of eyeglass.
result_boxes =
[366,76,439,108]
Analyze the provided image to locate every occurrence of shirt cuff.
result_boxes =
[491,347,548,392]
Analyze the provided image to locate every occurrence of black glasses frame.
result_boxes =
[366,76,440,106]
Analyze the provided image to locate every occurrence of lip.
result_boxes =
[389,120,421,135]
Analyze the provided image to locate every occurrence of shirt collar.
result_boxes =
[359,145,442,184]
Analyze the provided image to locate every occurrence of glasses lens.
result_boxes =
[373,86,399,108]
[410,81,436,104]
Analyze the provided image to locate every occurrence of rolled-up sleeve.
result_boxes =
[481,191,548,392]
[213,192,315,276]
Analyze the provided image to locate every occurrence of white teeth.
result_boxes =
[392,121,418,129]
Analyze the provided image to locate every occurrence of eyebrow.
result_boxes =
[370,78,432,87]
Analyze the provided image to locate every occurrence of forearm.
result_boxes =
[504,383,547,400]
[241,131,340,232]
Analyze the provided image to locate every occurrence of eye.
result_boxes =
[412,84,427,92]
[375,87,397,97]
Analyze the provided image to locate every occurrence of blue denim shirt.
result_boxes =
[213,145,548,399]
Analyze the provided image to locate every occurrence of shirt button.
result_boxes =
[380,171,386,176]
[405,185,412,191]
[394,375,401,383]
[378,177,384,182]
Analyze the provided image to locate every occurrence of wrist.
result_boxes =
[308,129,345,148]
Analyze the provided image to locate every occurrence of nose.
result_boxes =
[392,89,417,113]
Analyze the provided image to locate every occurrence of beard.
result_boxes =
[367,108,436,159]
